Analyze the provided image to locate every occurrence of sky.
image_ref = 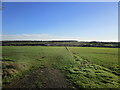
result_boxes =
[2,2,118,41]
[2,0,120,2]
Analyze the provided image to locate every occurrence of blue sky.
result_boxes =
[2,2,118,41]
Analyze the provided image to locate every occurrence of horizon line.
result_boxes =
[1,40,119,42]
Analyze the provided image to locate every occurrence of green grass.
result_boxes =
[68,47,119,71]
[2,46,120,88]
[65,47,119,88]
[2,46,73,86]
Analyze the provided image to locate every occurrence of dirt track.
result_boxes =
[6,68,72,88]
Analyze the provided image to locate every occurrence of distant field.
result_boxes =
[2,46,119,88]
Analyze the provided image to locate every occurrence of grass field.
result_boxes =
[2,46,120,88]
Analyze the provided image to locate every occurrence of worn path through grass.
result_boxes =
[6,68,72,88]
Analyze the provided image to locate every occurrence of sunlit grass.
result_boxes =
[2,46,119,88]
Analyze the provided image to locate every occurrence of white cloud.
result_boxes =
[1,34,118,42]
[1,34,80,40]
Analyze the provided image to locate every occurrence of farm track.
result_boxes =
[5,68,71,88]
[65,47,89,65]
[65,47,74,58]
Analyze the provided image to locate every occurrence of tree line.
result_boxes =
[1,40,119,48]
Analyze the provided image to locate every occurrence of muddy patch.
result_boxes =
[6,68,72,88]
